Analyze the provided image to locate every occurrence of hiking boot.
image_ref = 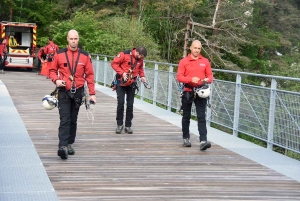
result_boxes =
[116,125,123,134]
[183,138,191,147]
[125,127,133,134]
[67,144,75,155]
[200,141,211,151]
[57,146,68,159]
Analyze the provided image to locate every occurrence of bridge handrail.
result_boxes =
[91,54,300,156]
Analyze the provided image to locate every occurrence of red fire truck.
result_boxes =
[0,21,37,70]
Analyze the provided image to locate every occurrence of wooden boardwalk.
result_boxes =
[1,70,300,201]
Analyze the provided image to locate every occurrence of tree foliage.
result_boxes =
[0,0,299,77]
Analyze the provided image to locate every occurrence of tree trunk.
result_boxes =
[183,19,190,58]
[132,0,138,18]
[10,0,13,21]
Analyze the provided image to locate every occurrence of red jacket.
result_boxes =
[0,43,6,56]
[44,41,59,58]
[49,47,96,95]
[111,48,145,79]
[38,47,46,60]
[177,54,214,91]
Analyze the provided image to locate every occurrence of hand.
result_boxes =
[192,77,200,84]
[88,95,96,104]
[122,72,128,81]
[55,80,66,87]
[41,60,45,64]
[203,78,209,83]
[141,77,146,83]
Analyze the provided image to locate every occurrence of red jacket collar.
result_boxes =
[187,54,203,60]
[67,46,79,52]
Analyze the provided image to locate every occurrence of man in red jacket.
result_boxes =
[44,37,59,78]
[111,47,147,134]
[36,47,47,75]
[0,38,7,74]
[176,40,214,150]
[49,29,96,159]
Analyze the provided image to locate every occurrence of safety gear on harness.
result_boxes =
[195,84,210,98]
[120,70,135,87]
[119,51,137,87]
[42,95,58,110]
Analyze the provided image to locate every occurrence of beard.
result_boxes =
[70,44,77,48]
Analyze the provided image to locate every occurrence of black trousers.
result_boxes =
[57,87,84,147]
[116,82,136,127]
[0,55,6,70]
[181,91,207,141]
[37,58,42,72]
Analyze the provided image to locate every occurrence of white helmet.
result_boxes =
[42,95,58,110]
[195,85,211,98]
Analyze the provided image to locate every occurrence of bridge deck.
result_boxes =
[1,70,300,201]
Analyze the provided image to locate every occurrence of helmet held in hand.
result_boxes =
[195,85,211,98]
[42,95,58,110]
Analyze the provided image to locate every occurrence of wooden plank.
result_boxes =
[1,70,300,201]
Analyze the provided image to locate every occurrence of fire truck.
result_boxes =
[0,21,37,70]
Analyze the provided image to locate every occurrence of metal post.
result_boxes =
[233,74,241,137]
[267,78,277,150]
[153,64,158,106]
[167,65,173,111]
[104,56,108,86]
[95,55,99,83]
[206,83,213,126]
[140,63,145,101]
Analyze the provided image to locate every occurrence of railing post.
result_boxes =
[95,55,99,82]
[206,83,213,126]
[153,63,158,106]
[140,63,145,101]
[233,74,241,137]
[103,56,108,86]
[267,78,277,150]
[167,65,173,111]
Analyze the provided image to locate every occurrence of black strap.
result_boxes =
[65,51,81,77]
[130,52,138,71]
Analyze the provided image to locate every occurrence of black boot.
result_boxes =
[200,141,211,150]
[67,144,75,155]
[116,125,123,134]
[125,127,133,134]
[57,146,68,159]
[183,138,191,147]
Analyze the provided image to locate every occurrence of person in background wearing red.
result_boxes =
[44,37,59,78]
[49,29,96,160]
[176,40,214,150]
[111,47,147,134]
[36,46,47,75]
[0,38,7,74]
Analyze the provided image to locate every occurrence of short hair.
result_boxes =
[49,37,53,41]
[136,46,147,57]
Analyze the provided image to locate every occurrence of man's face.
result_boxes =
[190,42,201,57]
[136,52,144,60]
[67,32,79,49]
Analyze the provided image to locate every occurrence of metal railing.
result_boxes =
[91,54,300,154]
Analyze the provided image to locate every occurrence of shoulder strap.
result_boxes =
[130,51,138,71]
[65,51,81,77]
